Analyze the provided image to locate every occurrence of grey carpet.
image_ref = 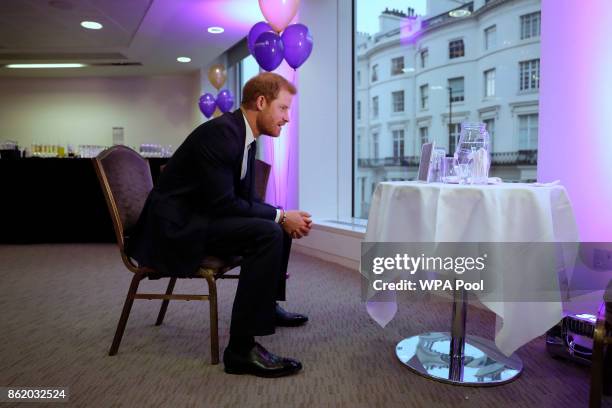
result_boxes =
[0,244,609,408]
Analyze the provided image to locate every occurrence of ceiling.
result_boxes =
[0,0,262,77]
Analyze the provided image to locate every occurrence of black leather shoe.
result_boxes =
[275,303,308,327]
[223,343,302,378]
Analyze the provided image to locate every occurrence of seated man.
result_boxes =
[127,72,312,378]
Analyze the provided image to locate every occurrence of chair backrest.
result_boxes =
[417,142,433,181]
[93,145,153,250]
[254,159,271,201]
[605,279,612,324]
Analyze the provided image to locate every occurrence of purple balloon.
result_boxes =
[253,31,285,72]
[281,23,313,70]
[216,89,234,113]
[198,93,216,118]
[248,21,273,56]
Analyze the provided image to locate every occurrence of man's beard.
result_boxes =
[257,115,281,136]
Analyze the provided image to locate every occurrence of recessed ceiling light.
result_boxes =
[207,26,224,34]
[81,21,103,30]
[177,57,191,63]
[449,9,471,18]
[5,63,86,69]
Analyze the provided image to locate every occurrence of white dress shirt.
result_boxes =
[241,110,281,223]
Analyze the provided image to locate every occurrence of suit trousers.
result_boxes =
[204,216,292,337]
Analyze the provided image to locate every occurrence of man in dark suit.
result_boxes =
[127,72,312,378]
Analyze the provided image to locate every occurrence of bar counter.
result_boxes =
[0,157,167,244]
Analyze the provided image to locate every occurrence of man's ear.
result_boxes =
[256,95,266,111]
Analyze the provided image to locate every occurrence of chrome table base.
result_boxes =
[395,332,523,385]
[396,284,523,386]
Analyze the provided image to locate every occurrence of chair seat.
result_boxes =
[199,255,242,277]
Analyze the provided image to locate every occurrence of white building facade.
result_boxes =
[355,0,541,218]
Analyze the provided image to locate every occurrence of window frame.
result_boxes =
[419,126,429,147]
[420,84,429,110]
[392,129,405,160]
[519,59,540,91]
[449,38,465,59]
[391,56,405,76]
[520,11,541,40]
[371,95,379,118]
[448,77,465,102]
[392,90,405,113]
[518,113,539,150]
[484,68,496,97]
[448,123,461,153]
[420,48,429,69]
[484,25,496,51]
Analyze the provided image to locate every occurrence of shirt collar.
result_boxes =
[241,109,256,147]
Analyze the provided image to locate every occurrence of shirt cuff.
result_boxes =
[274,209,282,223]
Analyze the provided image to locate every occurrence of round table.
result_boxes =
[364,181,578,386]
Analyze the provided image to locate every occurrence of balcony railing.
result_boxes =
[357,156,420,167]
[357,150,538,168]
[491,150,538,165]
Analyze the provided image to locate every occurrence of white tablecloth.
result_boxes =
[364,181,578,355]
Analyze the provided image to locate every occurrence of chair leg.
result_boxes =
[590,318,606,408]
[155,277,177,326]
[109,273,143,356]
[204,272,219,365]
[603,341,612,396]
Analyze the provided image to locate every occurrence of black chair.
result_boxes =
[254,159,271,201]
[93,145,241,364]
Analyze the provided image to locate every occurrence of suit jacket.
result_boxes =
[127,109,277,277]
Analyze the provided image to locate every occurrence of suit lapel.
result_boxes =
[240,141,256,202]
[229,109,247,184]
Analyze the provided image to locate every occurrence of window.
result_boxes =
[448,77,465,102]
[372,132,379,159]
[420,49,429,68]
[483,118,495,152]
[449,39,465,59]
[448,123,461,153]
[484,69,496,97]
[484,25,496,50]
[521,12,541,39]
[419,127,429,146]
[420,84,429,109]
[519,114,538,150]
[391,56,404,75]
[239,54,260,102]
[392,91,404,112]
[392,129,405,159]
[354,0,542,218]
[372,96,379,118]
[519,59,540,91]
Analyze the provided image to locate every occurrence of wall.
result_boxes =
[299,0,352,219]
[539,0,612,241]
[0,73,202,151]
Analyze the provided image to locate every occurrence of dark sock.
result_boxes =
[228,335,255,355]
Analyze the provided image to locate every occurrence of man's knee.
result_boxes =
[256,219,283,241]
